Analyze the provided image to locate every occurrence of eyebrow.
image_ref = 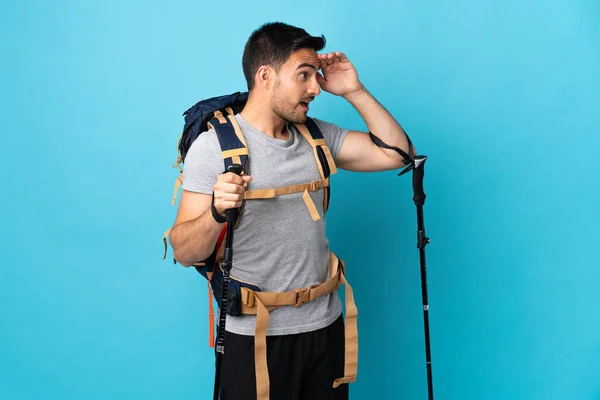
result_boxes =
[296,63,318,70]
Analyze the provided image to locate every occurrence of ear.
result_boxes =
[256,66,272,89]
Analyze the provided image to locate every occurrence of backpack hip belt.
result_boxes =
[237,251,358,400]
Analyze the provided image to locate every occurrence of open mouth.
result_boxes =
[299,101,310,111]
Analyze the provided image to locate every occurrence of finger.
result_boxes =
[216,200,243,214]
[319,58,328,71]
[228,201,243,209]
[241,175,252,189]
[221,172,246,185]
[213,191,245,209]
[336,52,348,62]
[316,72,326,86]
[322,53,334,65]
[225,181,247,193]
[230,201,243,209]
[332,52,343,64]
[215,181,246,195]
[216,191,244,202]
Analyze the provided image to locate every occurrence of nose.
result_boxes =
[308,77,320,96]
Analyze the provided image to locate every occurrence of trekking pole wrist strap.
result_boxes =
[211,193,227,223]
[369,131,414,164]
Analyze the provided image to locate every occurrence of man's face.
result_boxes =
[269,48,321,124]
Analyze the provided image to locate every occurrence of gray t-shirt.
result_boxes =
[181,113,348,336]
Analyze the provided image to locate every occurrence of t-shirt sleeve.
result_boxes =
[311,118,348,161]
[180,130,224,195]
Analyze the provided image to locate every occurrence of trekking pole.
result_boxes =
[400,154,433,400]
[213,163,243,400]
[370,131,434,399]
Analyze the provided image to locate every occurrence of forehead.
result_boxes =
[283,48,320,69]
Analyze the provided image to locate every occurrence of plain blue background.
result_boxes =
[2,0,599,399]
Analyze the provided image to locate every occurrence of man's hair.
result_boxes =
[242,22,326,90]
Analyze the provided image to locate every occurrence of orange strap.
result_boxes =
[294,124,338,178]
[227,114,250,149]
[302,188,320,221]
[212,110,227,124]
[172,172,183,205]
[208,280,215,348]
[243,178,329,199]
[243,178,329,221]
[333,266,358,388]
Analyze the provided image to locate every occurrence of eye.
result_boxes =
[299,71,309,80]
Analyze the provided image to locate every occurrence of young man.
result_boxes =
[169,22,414,400]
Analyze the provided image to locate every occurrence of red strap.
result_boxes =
[217,223,227,251]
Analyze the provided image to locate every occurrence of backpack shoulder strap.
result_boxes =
[209,110,250,174]
[208,111,250,228]
[293,117,337,213]
[294,117,337,178]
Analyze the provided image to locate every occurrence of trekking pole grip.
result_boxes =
[412,156,427,207]
[225,164,243,223]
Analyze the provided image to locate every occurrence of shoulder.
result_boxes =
[180,127,224,193]
[306,117,348,159]
[181,127,224,180]
[309,117,344,132]
[184,127,221,163]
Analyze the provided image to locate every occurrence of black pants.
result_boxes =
[218,314,349,400]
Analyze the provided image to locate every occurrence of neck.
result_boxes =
[239,91,288,140]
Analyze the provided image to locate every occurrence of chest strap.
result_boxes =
[236,251,358,400]
[242,178,330,221]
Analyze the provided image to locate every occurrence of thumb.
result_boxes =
[242,175,253,183]
[316,72,326,87]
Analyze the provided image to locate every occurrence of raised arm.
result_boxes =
[317,51,415,172]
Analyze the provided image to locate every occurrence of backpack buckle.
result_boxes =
[240,288,255,307]
[294,287,311,307]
